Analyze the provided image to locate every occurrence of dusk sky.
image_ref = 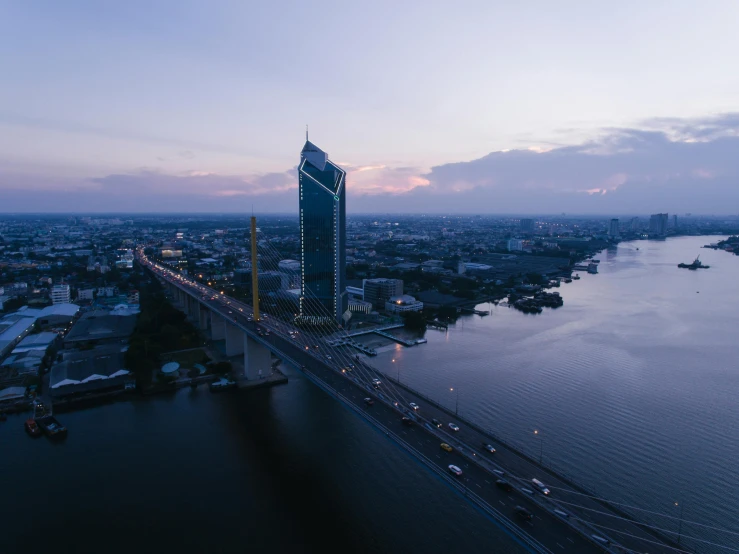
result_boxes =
[2,1,739,214]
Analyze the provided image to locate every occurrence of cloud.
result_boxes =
[2,113,739,213]
[379,113,739,213]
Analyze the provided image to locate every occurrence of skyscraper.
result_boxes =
[649,213,669,236]
[520,218,535,234]
[298,135,347,324]
[608,218,620,237]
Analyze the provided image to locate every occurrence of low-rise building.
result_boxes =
[51,284,71,304]
[385,294,424,314]
[63,308,137,349]
[49,345,132,398]
[77,288,94,301]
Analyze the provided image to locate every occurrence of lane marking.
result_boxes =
[499,501,505,506]
[567,538,574,543]
[557,543,564,549]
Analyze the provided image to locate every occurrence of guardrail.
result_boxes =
[372,372,680,552]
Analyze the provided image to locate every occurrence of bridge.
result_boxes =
[137,248,683,554]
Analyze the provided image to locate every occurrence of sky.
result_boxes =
[1,0,739,214]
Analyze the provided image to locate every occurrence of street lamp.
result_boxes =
[534,430,543,464]
[450,387,458,415]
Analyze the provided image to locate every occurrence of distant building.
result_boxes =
[127,290,140,305]
[385,295,424,314]
[49,345,132,398]
[278,259,301,272]
[234,269,284,292]
[363,278,403,309]
[608,218,620,238]
[630,217,641,231]
[649,213,669,236]
[520,219,535,234]
[457,261,466,275]
[673,215,678,229]
[348,298,372,314]
[63,309,137,349]
[77,288,94,301]
[51,284,71,305]
[507,239,524,251]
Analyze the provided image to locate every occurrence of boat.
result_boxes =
[563,278,572,283]
[36,415,67,438]
[587,263,598,274]
[678,256,710,270]
[209,377,237,391]
[573,274,580,280]
[25,418,43,437]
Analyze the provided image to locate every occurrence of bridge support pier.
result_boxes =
[198,306,209,330]
[243,335,271,380]
[210,313,226,341]
[225,323,245,357]
[188,296,200,322]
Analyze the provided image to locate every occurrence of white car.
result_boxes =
[448,465,463,476]
[448,423,460,432]
[531,478,550,495]
[371,378,381,387]
[409,402,419,411]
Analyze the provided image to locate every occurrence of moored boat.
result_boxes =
[25,418,43,437]
[36,415,68,438]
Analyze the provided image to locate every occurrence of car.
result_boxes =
[531,478,550,495]
[372,378,382,387]
[496,479,513,492]
[364,397,374,406]
[483,444,496,454]
[440,443,453,452]
[409,402,419,411]
[448,465,463,476]
[313,345,319,349]
[553,509,570,519]
[514,506,533,521]
[401,417,413,426]
[431,418,442,428]
[326,355,332,360]
[591,535,611,545]
[448,423,460,432]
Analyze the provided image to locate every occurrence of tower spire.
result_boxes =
[306,124,308,142]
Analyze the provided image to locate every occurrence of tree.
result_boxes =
[402,310,427,332]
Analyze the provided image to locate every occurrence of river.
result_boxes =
[0,365,527,553]
[370,235,739,553]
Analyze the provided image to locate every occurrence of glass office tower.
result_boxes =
[298,138,347,324]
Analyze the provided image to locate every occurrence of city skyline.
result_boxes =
[2,1,739,213]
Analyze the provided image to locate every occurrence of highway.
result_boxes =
[140,251,683,554]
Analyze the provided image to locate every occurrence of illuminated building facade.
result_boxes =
[298,136,347,324]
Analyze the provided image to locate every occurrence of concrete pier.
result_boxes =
[243,335,271,381]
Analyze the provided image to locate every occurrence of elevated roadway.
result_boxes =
[139,250,682,554]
